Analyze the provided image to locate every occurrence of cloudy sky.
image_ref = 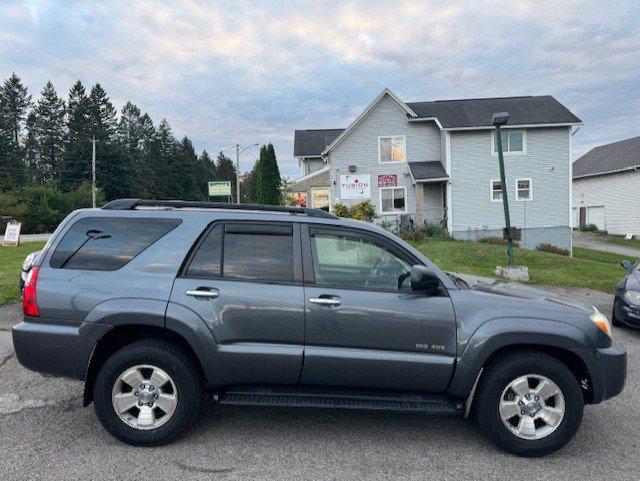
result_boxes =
[1,0,639,176]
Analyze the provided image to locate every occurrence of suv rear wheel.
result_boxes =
[93,339,203,446]
[474,350,583,457]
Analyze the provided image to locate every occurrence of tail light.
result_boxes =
[23,267,40,317]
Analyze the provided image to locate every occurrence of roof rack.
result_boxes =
[101,198,336,219]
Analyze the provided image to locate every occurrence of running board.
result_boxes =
[218,387,463,415]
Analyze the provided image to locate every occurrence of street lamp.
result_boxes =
[492,112,515,267]
[235,143,259,203]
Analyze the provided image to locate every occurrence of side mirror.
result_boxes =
[621,260,633,270]
[411,265,440,294]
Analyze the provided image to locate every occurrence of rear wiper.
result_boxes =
[59,230,111,268]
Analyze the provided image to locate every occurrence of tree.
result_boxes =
[60,80,91,190]
[256,143,282,205]
[198,150,216,199]
[24,111,40,184]
[87,83,117,142]
[240,159,259,203]
[0,73,32,146]
[215,152,237,201]
[35,81,66,181]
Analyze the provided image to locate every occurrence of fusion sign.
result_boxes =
[340,174,370,200]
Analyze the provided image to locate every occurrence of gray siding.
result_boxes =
[449,127,571,234]
[452,226,571,250]
[573,170,640,235]
[302,157,325,175]
[329,94,441,217]
[423,183,445,221]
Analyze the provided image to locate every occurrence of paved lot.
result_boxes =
[0,233,51,244]
[573,230,640,258]
[0,288,639,480]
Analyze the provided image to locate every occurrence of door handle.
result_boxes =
[186,288,219,299]
[309,297,342,307]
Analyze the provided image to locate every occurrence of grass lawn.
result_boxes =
[605,236,640,251]
[0,242,46,307]
[411,239,626,293]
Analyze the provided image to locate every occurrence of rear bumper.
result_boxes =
[12,317,110,380]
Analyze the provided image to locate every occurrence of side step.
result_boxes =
[218,387,463,415]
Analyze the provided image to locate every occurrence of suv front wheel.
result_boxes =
[474,350,584,457]
[93,339,203,446]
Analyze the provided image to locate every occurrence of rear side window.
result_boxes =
[50,217,181,270]
[185,223,294,283]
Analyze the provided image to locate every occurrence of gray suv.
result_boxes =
[13,199,626,456]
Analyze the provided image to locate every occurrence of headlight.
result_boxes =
[623,290,640,306]
[590,307,611,337]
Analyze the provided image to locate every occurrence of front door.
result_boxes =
[300,225,456,393]
[171,221,305,386]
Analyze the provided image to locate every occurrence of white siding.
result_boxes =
[329,94,441,216]
[449,127,572,232]
[573,170,640,235]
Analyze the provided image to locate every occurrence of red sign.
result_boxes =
[378,174,397,187]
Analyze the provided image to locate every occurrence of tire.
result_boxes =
[473,350,583,457]
[93,339,203,446]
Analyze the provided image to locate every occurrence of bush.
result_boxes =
[479,236,508,245]
[537,243,570,256]
[0,182,101,234]
[331,201,376,222]
[399,221,451,243]
[580,223,598,232]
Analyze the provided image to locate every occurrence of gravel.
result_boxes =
[0,290,638,480]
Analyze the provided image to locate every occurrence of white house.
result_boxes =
[291,88,581,250]
[573,136,640,235]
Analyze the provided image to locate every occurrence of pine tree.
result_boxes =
[24,111,40,184]
[215,152,237,201]
[137,113,156,198]
[256,143,282,205]
[60,80,91,190]
[1,73,32,146]
[240,159,259,203]
[87,83,117,142]
[35,81,66,180]
[198,150,216,199]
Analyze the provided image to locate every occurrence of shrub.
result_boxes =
[479,236,508,245]
[580,223,598,232]
[399,221,451,243]
[537,243,570,256]
[331,201,376,222]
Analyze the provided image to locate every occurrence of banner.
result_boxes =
[208,181,232,197]
[2,221,21,246]
[311,187,330,209]
[340,174,370,200]
[377,174,397,187]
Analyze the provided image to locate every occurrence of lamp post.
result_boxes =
[492,112,515,267]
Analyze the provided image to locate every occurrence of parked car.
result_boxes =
[613,259,640,329]
[19,250,41,295]
[13,199,626,456]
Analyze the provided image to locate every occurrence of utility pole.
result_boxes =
[234,143,259,204]
[492,112,515,267]
[91,135,97,208]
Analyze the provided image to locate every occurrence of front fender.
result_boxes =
[449,317,598,399]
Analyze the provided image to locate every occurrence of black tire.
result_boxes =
[473,350,583,457]
[93,339,203,446]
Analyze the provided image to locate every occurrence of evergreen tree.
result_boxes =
[148,118,179,198]
[137,113,156,198]
[256,143,282,205]
[215,152,237,201]
[240,159,259,203]
[1,72,32,146]
[60,80,91,190]
[87,83,117,142]
[24,111,40,184]
[198,150,216,199]
[177,136,202,200]
[35,81,66,181]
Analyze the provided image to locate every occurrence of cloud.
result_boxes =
[1,0,639,172]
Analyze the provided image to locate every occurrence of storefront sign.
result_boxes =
[340,174,370,200]
[290,192,308,207]
[2,221,21,246]
[377,174,397,187]
[311,187,330,209]
[208,181,232,197]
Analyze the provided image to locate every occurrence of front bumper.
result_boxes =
[12,317,110,380]
[595,342,627,401]
[613,295,640,329]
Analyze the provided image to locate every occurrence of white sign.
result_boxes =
[340,174,370,200]
[208,181,232,197]
[2,221,21,246]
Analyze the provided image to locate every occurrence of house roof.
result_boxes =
[573,136,640,179]
[406,95,581,129]
[408,161,448,181]
[293,129,344,157]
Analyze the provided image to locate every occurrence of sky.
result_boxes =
[1,0,639,177]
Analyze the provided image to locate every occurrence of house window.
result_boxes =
[490,180,503,202]
[492,130,525,154]
[380,186,406,213]
[516,179,532,201]
[379,136,406,163]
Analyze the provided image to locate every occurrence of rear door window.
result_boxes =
[184,222,294,283]
[50,217,181,270]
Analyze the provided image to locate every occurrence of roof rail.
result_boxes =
[101,198,337,219]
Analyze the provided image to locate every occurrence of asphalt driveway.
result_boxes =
[0,288,638,480]
[573,230,640,258]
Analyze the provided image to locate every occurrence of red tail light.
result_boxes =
[23,267,40,317]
